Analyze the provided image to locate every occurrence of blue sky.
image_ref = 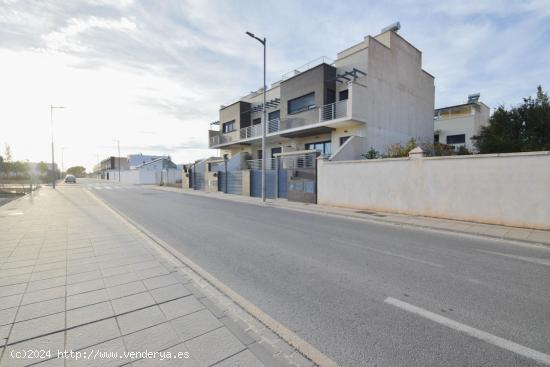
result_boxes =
[1,0,549,170]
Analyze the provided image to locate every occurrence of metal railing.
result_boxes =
[247,152,318,170]
[319,100,348,122]
[268,118,280,133]
[281,56,334,81]
[210,100,349,147]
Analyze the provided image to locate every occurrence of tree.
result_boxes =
[384,138,418,158]
[473,85,550,153]
[361,147,380,159]
[4,144,12,162]
[37,161,48,177]
[66,166,86,177]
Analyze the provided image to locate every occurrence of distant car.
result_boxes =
[64,174,76,183]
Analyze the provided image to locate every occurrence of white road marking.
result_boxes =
[384,297,550,365]
[477,249,550,267]
[94,187,102,190]
[104,186,112,189]
[364,246,444,268]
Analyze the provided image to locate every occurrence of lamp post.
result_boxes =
[246,31,267,203]
[50,105,65,189]
[114,139,121,182]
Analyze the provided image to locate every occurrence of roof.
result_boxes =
[135,157,176,169]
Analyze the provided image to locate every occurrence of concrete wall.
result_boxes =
[280,63,336,122]
[318,151,550,230]
[364,32,435,153]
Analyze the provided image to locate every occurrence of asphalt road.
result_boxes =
[81,179,550,367]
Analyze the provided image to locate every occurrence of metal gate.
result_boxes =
[278,152,318,203]
[218,171,242,195]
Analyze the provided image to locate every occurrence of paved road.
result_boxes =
[82,179,550,367]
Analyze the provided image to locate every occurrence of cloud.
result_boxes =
[1,0,549,171]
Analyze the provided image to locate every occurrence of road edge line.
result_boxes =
[84,187,340,367]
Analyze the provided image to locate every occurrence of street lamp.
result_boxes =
[246,31,267,203]
[50,105,65,189]
[114,139,121,182]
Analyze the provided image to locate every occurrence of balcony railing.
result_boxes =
[210,100,350,147]
[319,100,348,122]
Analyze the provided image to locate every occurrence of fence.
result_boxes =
[317,150,550,230]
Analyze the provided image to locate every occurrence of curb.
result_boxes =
[150,186,550,248]
[84,187,340,367]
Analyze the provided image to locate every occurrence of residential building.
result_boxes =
[93,156,129,180]
[434,94,490,152]
[128,154,169,169]
[208,25,435,162]
[135,157,177,171]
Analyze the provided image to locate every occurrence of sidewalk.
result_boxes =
[0,186,310,367]
[151,186,550,247]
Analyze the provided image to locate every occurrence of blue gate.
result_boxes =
[250,169,287,199]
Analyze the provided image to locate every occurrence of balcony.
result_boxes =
[209,83,367,148]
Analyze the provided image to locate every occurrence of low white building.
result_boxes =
[434,94,490,152]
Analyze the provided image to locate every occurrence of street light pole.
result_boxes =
[115,139,121,182]
[246,31,267,202]
[50,105,65,189]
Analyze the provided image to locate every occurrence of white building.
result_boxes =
[434,94,490,152]
[208,23,435,160]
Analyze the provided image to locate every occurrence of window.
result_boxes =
[257,150,262,160]
[446,134,466,144]
[252,117,261,125]
[288,93,315,114]
[434,134,439,143]
[339,136,350,146]
[222,120,235,134]
[305,141,331,156]
[326,89,336,104]
[339,89,349,101]
[268,110,280,121]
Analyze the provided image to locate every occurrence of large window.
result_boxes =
[305,141,331,156]
[288,93,315,114]
[268,110,280,121]
[222,120,235,134]
[446,134,466,144]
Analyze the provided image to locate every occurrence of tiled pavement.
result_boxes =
[0,186,310,367]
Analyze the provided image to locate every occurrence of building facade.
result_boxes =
[208,27,435,162]
[434,94,490,152]
[93,156,129,179]
[128,154,169,169]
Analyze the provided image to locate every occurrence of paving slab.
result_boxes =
[0,185,307,367]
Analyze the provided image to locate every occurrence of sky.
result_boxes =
[1,0,549,171]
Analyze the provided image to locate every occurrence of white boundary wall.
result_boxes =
[318,151,550,230]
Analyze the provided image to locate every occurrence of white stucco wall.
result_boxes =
[317,151,550,229]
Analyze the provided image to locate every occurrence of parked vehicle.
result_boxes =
[64,174,76,183]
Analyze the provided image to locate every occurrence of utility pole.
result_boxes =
[246,31,267,202]
[50,105,65,189]
[115,139,121,182]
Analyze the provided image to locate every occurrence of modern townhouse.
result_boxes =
[434,93,490,152]
[209,25,434,160]
[199,25,435,202]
